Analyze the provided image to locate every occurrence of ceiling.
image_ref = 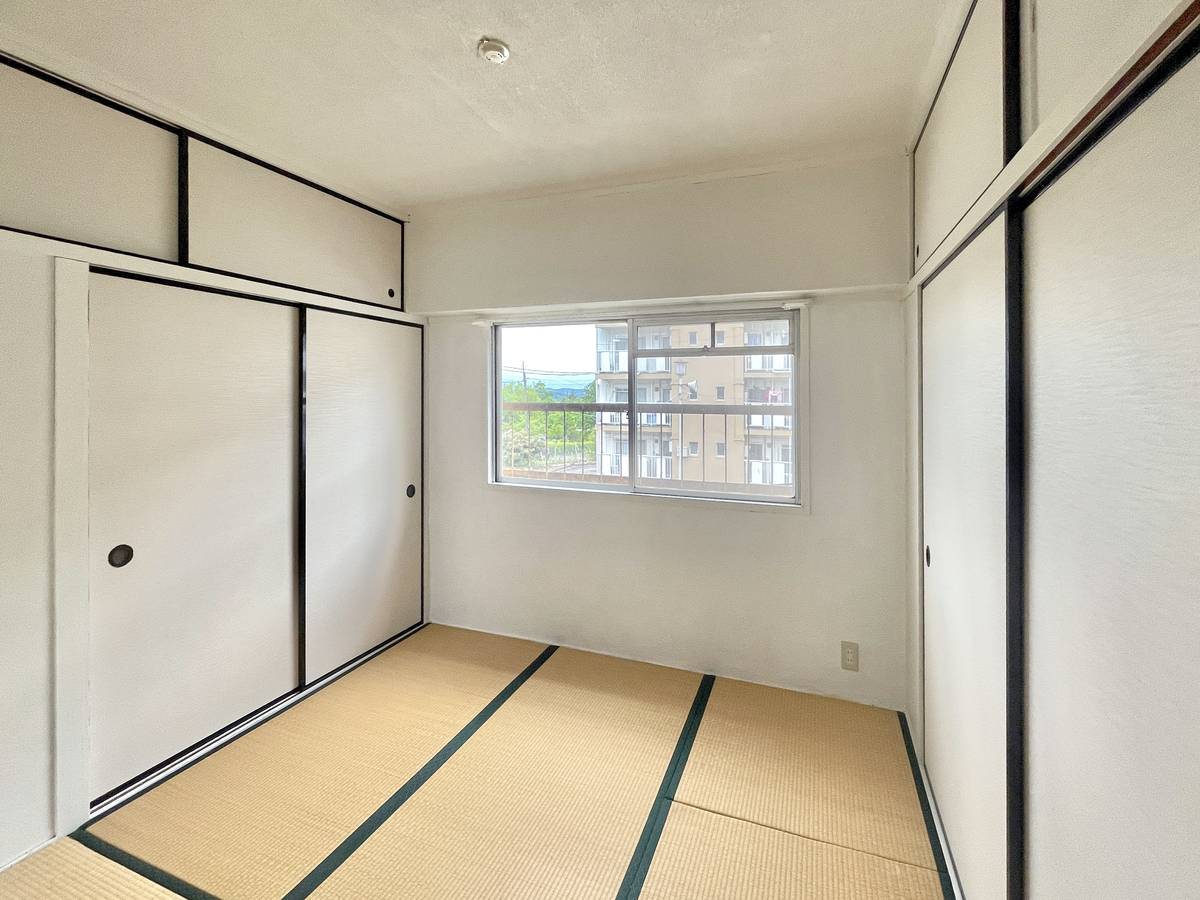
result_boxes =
[0,1,949,212]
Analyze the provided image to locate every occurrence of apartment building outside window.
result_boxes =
[492,308,808,505]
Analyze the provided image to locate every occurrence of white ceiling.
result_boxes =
[0,1,949,212]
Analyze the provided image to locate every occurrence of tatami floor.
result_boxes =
[0,625,952,899]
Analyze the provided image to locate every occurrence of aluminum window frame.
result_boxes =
[490,306,809,508]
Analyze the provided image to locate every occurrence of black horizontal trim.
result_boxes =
[0,223,406,314]
[282,644,561,898]
[0,52,406,226]
[86,266,422,329]
[71,830,217,900]
[86,621,427,825]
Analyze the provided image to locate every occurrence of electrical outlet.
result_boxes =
[841,641,860,672]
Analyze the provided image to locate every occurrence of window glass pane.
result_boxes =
[496,313,799,503]
[636,322,712,351]
[712,317,791,348]
[631,411,795,500]
[497,322,628,486]
[635,356,792,408]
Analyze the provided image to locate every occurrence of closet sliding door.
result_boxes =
[921,216,1007,900]
[88,274,300,800]
[1025,50,1200,898]
[305,311,422,681]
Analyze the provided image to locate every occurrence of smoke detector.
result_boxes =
[477,37,510,64]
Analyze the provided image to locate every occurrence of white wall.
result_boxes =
[0,245,55,863]
[407,154,908,314]
[426,293,909,709]
[415,154,911,708]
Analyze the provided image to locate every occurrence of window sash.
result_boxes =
[493,308,803,505]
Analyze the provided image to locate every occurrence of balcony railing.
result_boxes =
[744,354,793,372]
[745,460,792,485]
[745,414,792,429]
[597,349,628,372]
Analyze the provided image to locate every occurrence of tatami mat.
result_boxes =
[309,648,702,898]
[641,802,945,900]
[0,838,177,899]
[674,678,937,869]
[86,625,547,899]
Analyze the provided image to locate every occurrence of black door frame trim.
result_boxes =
[88,266,421,328]
[1003,197,1026,900]
[0,223,408,314]
[297,306,308,688]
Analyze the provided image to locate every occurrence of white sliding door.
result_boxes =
[921,216,1007,900]
[88,274,300,800]
[1025,51,1200,899]
[305,311,422,681]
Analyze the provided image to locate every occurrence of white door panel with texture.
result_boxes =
[921,216,1007,900]
[88,274,299,799]
[305,311,422,681]
[1026,49,1200,899]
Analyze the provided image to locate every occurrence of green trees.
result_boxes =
[500,380,597,472]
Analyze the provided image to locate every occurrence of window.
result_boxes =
[494,310,804,504]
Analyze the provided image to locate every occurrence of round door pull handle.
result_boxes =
[406,484,417,498]
[108,544,134,568]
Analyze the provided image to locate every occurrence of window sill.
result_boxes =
[486,478,810,514]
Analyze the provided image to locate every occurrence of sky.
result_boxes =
[500,323,601,375]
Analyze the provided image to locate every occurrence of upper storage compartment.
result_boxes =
[913,0,1006,271]
[186,139,404,307]
[0,61,178,260]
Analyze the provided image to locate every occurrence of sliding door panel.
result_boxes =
[921,216,1007,900]
[0,64,177,259]
[305,311,422,681]
[913,0,1005,269]
[1025,50,1200,899]
[88,274,299,799]
[187,140,403,305]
